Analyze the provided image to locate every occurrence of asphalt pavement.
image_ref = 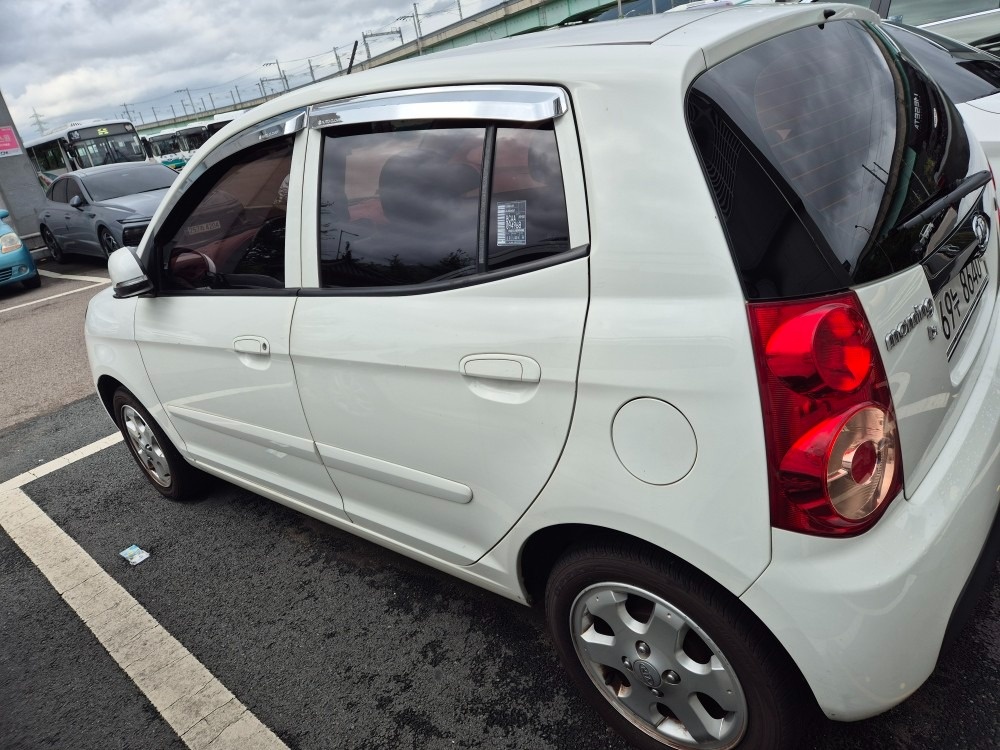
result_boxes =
[1,265,999,749]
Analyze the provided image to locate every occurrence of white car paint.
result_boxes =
[86,3,1000,737]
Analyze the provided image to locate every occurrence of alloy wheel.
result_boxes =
[569,582,749,749]
[120,405,172,487]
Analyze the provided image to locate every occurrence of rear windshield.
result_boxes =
[84,165,177,202]
[688,20,973,299]
[883,24,1000,104]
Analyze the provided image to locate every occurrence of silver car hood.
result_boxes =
[98,188,171,219]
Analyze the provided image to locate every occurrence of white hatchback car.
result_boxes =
[87,5,1000,749]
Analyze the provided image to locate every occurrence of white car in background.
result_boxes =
[884,22,1000,172]
[87,5,1000,749]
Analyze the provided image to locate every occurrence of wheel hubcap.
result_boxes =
[570,583,748,750]
[101,231,118,254]
[121,406,171,487]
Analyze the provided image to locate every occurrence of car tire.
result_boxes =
[112,387,204,501]
[22,273,41,289]
[544,543,815,750]
[98,227,119,258]
[41,226,66,264]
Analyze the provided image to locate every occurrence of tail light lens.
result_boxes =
[748,292,902,537]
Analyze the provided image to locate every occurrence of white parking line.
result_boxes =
[39,269,111,283]
[0,279,110,314]
[0,435,288,750]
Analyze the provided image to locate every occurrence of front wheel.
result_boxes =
[544,544,814,750]
[98,227,119,258]
[112,387,203,501]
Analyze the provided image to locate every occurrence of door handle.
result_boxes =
[233,336,269,355]
[460,354,541,383]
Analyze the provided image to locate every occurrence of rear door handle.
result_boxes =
[233,336,269,355]
[460,354,541,383]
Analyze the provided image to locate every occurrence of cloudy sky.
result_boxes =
[2,0,501,137]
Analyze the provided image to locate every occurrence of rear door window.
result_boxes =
[317,120,570,291]
[688,20,974,299]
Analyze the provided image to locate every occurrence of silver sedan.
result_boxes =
[39,163,177,262]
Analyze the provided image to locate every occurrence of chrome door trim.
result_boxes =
[308,85,569,129]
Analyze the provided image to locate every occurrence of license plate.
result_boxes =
[936,255,989,361]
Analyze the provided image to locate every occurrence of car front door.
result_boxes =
[133,111,348,523]
[289,87,590,564]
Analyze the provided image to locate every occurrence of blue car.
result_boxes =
[0,209,41,290]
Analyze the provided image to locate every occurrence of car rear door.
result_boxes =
[688,18,998,498]
[289,87,590,565]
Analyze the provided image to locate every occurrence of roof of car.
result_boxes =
[201,3,878,149]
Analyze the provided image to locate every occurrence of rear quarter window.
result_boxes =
[688,20,974,299]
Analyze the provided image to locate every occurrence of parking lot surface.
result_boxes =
[1,269,999,749]
[0,393,997,749]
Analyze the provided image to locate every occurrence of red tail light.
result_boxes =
[748,292,902,537]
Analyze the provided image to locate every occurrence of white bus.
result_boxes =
[24,118,147,178]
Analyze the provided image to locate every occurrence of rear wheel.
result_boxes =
[22,273,41,289]
[98,227,119,258]
[112,387,203,501]
[544,544,814,750]
[41,226,66,264]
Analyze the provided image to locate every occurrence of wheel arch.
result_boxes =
[517,522,821,712]
[96,374,123,422]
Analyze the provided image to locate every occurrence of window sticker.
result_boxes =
[497,200,527,246]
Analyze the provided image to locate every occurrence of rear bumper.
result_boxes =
[741,304,1000,721]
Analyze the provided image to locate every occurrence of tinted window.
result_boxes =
[50,179,68,203]
[158,136,293,291]
[488,125,570,269]
[884,24,1000,103]
[689,20,973,299]
[887,0,999,26]
[319,125,485,288]
[65,179,85,205]
[83,165,177,202]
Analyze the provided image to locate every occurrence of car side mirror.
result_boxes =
[108,247,154,298]
[69,195,85,209]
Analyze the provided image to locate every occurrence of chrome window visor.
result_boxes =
[178,109,306,192]
[308,85,568,128]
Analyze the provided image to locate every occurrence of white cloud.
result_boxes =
[1,0,499,136]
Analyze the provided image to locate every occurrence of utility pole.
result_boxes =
[264,60,289,91]
[413,4,424,55]
[29,108,46,135]
[258,80,267,99]
[208,92,216,110]
[151,106,160,122]
[199,97,206,112]
[175,88,196,116]
[122,103,137,122]
[169,103,177,119]
[363,28,404,59]
[334,48,343,72]
[457,0,463,19]
[307,59,316,82]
